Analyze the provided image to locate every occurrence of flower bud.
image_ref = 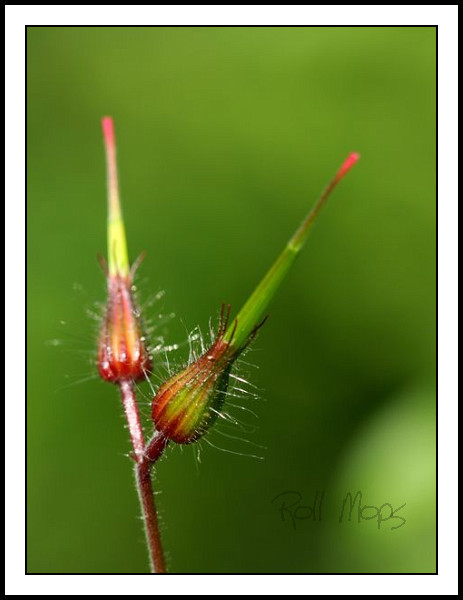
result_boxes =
[152,305,252,444]
[98,273,152,383]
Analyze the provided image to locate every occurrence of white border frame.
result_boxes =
[7,5,457,595]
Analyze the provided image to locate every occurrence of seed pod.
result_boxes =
[151,153,359,443]
[97,117,151,383]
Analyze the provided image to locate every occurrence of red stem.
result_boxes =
[137,433,169,574]
[119,380,145,461]
[118,380,168,573]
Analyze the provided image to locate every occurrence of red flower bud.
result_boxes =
[98,273,152,383]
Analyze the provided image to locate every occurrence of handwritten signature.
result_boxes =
[271,490,406,530]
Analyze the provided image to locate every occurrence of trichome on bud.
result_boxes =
[152,305,265,444]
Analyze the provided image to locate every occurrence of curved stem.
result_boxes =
[119,380,168,573]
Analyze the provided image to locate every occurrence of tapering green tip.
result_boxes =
[225,152,360,349]
[102,116,130,277]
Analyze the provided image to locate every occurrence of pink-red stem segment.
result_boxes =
[119,380,168,573]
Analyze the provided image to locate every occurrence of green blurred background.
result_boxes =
[27,26,436,574]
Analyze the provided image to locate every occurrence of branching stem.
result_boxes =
[119,380,169,573]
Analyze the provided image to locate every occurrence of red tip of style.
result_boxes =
[101,116,115,150]
[334,152,360,183]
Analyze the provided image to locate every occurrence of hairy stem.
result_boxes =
[119,380,168,573]
[119,380,145,461]
[137,432,169,574]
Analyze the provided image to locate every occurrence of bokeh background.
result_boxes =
[27,26,436,574]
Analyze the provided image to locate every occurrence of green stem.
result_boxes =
[225,152,359,349]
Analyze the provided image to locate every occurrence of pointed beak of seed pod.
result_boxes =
[97,117,151,383]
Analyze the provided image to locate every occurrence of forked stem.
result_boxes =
[119,381,168,573]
